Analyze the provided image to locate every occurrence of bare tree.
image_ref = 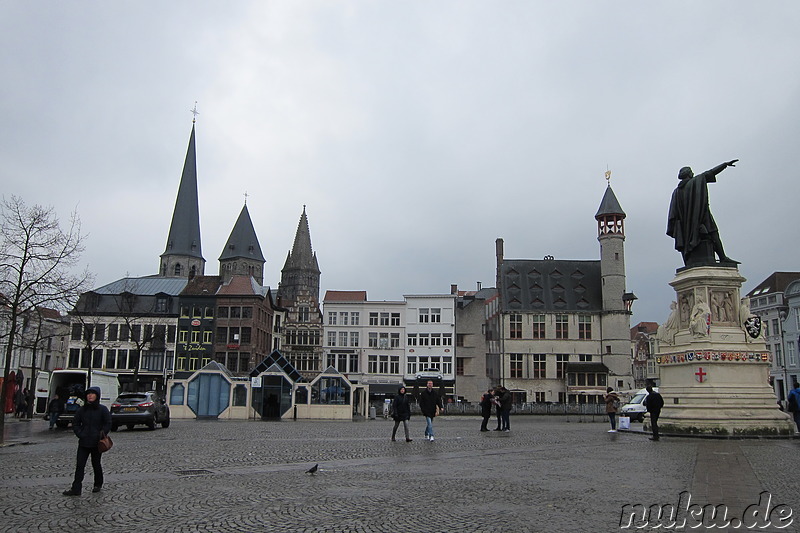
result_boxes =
[0,196,92,435]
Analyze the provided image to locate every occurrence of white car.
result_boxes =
[619,387,658,423]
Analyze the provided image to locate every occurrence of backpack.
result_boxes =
[613,398,621,410]
[788,393,798,413]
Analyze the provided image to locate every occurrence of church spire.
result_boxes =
[278,206,321,304]
[159,124,205,278]
[219,203,265,285]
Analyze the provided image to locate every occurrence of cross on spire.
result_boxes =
[191,101,199,124]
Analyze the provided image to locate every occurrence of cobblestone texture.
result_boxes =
[1,416,797,532]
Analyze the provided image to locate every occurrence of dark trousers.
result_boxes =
[608,413,617,430]
[793,411,800,433]
[480,413,491,430]
[650,412,660,440]
[495,408,502,430]
[72,445,103,493]
[501,410,510,430]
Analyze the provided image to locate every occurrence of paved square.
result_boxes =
[1,415,798,532]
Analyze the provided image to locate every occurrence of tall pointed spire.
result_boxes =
[219,204,265,285]
[159,124,206,278]
[278,206,321,304]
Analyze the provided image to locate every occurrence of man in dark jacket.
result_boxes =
[644,385,664,441]
[63,386,111,496]
[47,394,63,430]
[498,387,513,432]
[479,389,494,432]
[418,380,443,441]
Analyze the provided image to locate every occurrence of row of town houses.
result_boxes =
[5,124,798,418]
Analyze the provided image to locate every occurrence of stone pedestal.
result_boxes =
[655,266,794,436]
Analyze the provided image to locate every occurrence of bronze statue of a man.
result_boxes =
[667,160,738,268]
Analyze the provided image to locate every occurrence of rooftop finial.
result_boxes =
[191,101,199,124]
[244,191,249,205]
[605,166,612,185]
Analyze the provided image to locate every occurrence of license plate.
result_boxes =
[123,407,138,412]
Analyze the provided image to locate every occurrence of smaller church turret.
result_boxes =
[219,204,265,285]
[595,180,626,312]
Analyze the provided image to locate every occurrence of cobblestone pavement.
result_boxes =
[1,415,799,532]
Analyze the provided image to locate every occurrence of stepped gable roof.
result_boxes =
[218,275,262,296]
[180,275,223,296]
[595,185,626,219]
[498,259,602,312]
[219,204,265,262]
[94,276,188,296]
[631,322,659,339]
[746,272,800,298]
[323,290,367,302]
[162,125,204,260]
[282,206,320,274]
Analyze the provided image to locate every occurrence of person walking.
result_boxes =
[498,386,512,432]
[418,380,443,441]
[644,385,664,441]
[63,386,111,496]
[787,381,800,433]
[47,394,63,430]
[14,387,28,418]
[479,389,494,431]
[604,387,620,433]
[390,386,413,442]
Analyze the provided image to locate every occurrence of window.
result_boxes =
[379,332,389,349]
[203,331,212,344]
[339,311,348,325]
[167,325,176,343]
[120,324,130,341]
[776,344,783,366]
[510,354,523,378]
[535,392,545,403]
[178,330,188,344]
[578,315,592,339]
[339,331,348,347]
[456,358,465,376]
[230,306,241,318]
[180,306,190,318]
[351,312,359,325]
[380,312,389,326]
[443,333,452,346]
[456,333,465,347]
[510,313,522,339]
[350,332,359,347]
[107,324,118,341]
[407,334,417,346]
[191,330,200,343]
[349,354,359,372]
[789,341,797,367]
[242,307,252,319]
[578,354,593,362]
[218,307,229,318]
[298,307,309,322]
[429,308,441,323]
[229,327,240,344]
[241,327,251,344]
[532,354,546,378]
[418,333,430,346]
[105,349,117,369]
[557,355,568,379]
[391,313,400,326]
[532,314,545,338]
[205,307,214,318]
[368,332,378,348]
[192,306,202,317]
[369,312,378,326]
[71,323,82,341]
[430,333,442,346]
[328,312,337,325]
[556,314,569,339]
[390,332,400,348]
[419,308,430,323]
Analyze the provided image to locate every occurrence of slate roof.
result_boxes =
[282,207,320,274]
[93,276,188,296]
[746,272,800,298]
[498,259,602,312]
[180,275,223,296]
[594,185,626,218]
[218,204,264,262]
[162,125,204,260]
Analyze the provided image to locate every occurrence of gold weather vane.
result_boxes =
[605,167,612,184]
[191,102,199,124]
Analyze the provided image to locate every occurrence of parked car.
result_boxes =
[619,387,658,423]
[111,391,170,431]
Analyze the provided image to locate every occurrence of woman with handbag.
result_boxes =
[63,386,111,496]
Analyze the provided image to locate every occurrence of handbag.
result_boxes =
[98,432,113,453]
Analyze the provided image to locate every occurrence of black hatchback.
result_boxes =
[111,391,170,431]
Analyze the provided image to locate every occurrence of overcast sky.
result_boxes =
[2,2,799,325]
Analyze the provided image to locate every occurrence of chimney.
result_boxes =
[477,281,482,291]
[450,284,458,295]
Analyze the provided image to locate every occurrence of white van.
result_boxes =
[619,387,659,423]
[48,369,120,428]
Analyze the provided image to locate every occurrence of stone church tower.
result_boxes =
[159,124,206,278]
[276,207,324,376]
